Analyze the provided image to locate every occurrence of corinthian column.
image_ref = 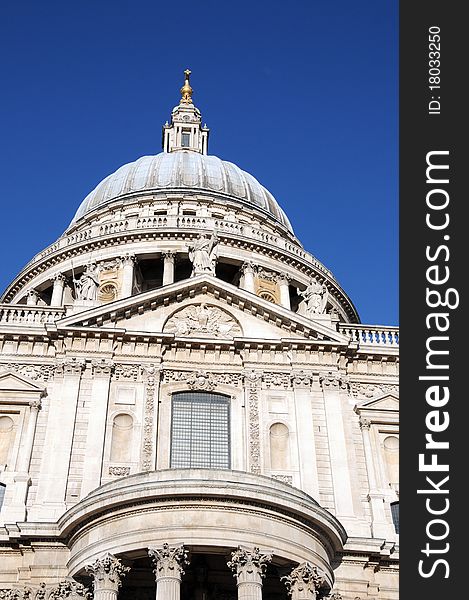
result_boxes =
[227,546,273,600]
[162,251,176,286]
[51,273,66,306]
[121,254,136,297]
[240,262,256,293]
[277,274,291,310]
[281,562,326,600]
[85,553,130,600]
[148,543,189,600]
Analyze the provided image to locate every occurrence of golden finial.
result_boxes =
[180,68,193,104]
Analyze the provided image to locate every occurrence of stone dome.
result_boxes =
[70,150,293,233]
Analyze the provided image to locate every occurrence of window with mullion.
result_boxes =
[170,391,230,469]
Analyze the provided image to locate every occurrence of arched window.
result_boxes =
[269,423,290,470]
[171,392,230,469]
[391,501,399,534]
[0,415,14,466]
[110,413,133,462]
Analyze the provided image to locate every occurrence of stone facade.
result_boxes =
[0,72,398,600]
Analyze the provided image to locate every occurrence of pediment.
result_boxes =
[0,371,46,394]
[355,393,399,412]
[56,275,349,344]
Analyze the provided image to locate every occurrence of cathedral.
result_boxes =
[0,71,399,600]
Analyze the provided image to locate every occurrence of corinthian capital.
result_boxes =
[85,553,129,591]
[227,547,273,583]
[319,371,349,390]
[148,543,190,580]
[281,562,326,599]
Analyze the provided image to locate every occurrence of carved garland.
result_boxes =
[350,382,399,398]
[243,370,262,475]
[141,365,158,471]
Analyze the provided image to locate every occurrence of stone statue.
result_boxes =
[187,233,218,277]
[300,277,329,315]
[74,265,99,301]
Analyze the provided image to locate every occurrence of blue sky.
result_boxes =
[0,0,398,325]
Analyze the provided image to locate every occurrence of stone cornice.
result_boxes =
[55,276,350,344]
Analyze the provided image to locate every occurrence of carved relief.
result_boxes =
[281,562,326,598]
[97,258,123,302]
[113,364,140,381]
[108,466,131,476]
[85,553,130,592]
[163,370,242,388]
[164,304,242,338]
[141,364,159,471]
[185,370,216,391]
[227,547,273,582]
[263,372,291,389]
[91,359,114,377]
[255,268,280,304]
[319,371,349,390]
[291,370,314,388]
[55,358,86,377]
[243,370,262,475]
[148,543,190,581]
[49,581,91,600]
[0,363,55,382]
[351,382,399,399]
[271,474,293,485]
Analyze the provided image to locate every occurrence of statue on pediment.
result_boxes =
[300,277,329,315]
[187,233,218,276]
[74,264,99,301]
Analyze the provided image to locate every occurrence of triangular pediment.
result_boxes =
[356,392,399,412]
[0,371,45,394]
[56,275,349,344]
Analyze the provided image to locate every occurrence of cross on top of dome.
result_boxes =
[163,69,210,154]
[180,69,193,104]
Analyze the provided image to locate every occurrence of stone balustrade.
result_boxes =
[0,304,65,325]
[339,324,399,346]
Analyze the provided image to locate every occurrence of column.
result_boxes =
[121,254,136,297]
[148,543,189,600]
[85,553,130,600]
[281,562,326,600]
[278,274,291,310]
[227,547,272,600]
[26,289,39,305]
[240,262,256,293]
[162,251,176,286]
[359,416,389,538]
[51,273,66,306]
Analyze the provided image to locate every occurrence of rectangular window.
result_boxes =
[181,131,191,147]
[171,392,230,469]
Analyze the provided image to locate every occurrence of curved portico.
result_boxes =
[57,470,345,598]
